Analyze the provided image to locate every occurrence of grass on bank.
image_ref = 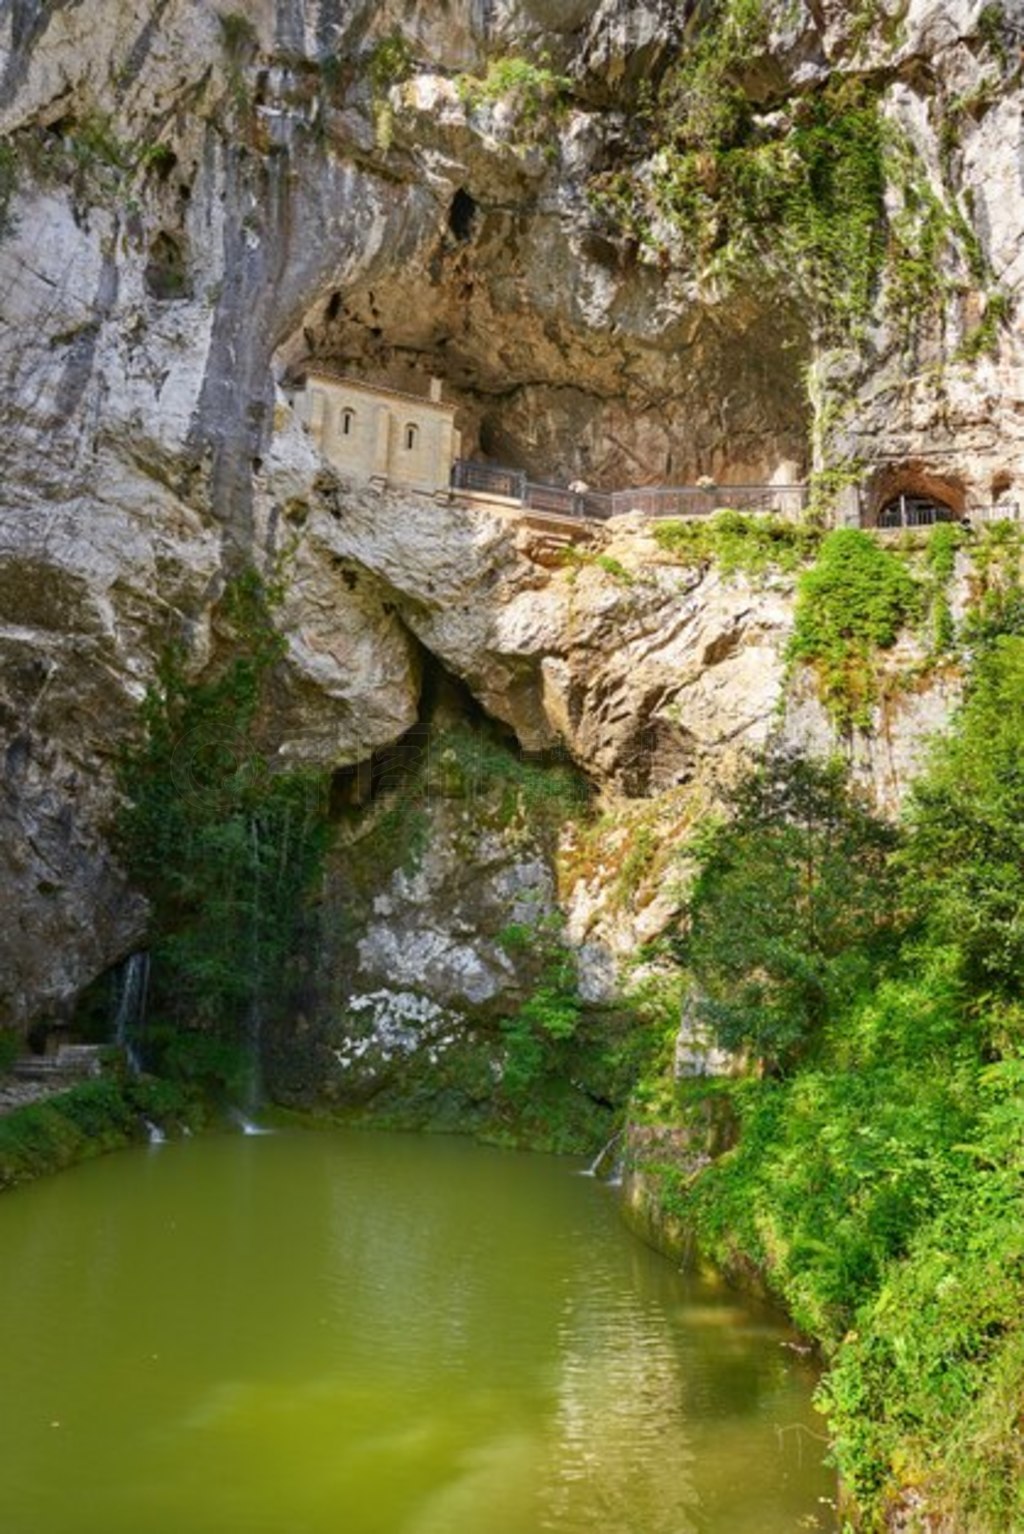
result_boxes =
[632,635,1024,1530]
[0,1076,203,1191]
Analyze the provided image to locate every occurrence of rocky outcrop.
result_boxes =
[1,0,1020,1027]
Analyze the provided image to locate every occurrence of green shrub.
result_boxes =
[788,529,921,730]
[367,33,413,93]
[924,521,964,653]
[0,1082,137,1190]
[633,627,1024,1527]
[902,635,1024,995]
[456,55,570,143]
[653,509,821,577]
[677,753,902,1073]
[498,914,581,1099]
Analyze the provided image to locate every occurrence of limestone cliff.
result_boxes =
[0,0,1020,1029]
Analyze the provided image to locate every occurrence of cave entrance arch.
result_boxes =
[862,464,965,530]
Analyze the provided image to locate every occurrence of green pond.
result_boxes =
[0,1129,836,1533]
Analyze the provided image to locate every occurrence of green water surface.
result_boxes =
[0,1130,835,1533]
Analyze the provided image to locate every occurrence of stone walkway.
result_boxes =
[0,1075,83,1116]
[0,1046,105,1117]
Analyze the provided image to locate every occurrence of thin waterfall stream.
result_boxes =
[112,951,150,1075]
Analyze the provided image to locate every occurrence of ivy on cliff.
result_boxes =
[589,0,1008,353]
[788,529,921,731]
[117,573,330,1085]
[590,0,889,340]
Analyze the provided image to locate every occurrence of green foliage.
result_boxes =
[820,1048,1024,1526]
[977,2,1011,68]
[624,37,889,338]
[0,1029,20,1074]
[367,33,414,93]
[678,753,902,1072]
[498,914,582,1098]
[962,519,1024,648]
[653,509,821,577]
[559,547,637,585]
[141,1024,251,1101]
[52,113,138,201]
[591,1,992,348]
[789,529,921,730]
[957,289,1012,361]
[924,521,964,653]
[613,824,658,907]
[8,115,179,211]
[0,1078,193,1190]
[805,457,863,521]
[0,141,18,240]
[117,572,330,1064]
[366,32,414,150]
[883,119,998,347]
[217,11,257,58]
[634,627,1024,1527]
[357,802,430,878]
[138,141,178,178]
[422,726,589,833]
[456,55,570,144]
[901,636,1024,996]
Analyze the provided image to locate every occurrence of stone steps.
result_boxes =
[11,1045,103,1082]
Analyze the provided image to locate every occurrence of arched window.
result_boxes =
[404,422,419,451]
[341,407,355,437]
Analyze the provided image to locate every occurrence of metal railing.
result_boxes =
[450,460,527,500]
[873,499,1020,532]
[609,484,808,520]
[876,496,958,530]
[451,460,807,524]
[974,501,1020,523]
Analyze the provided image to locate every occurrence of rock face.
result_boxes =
[0,0,1020,1028]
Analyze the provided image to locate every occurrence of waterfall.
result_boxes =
[229,1108,272,1136]
[143,1118,166,1145]
[243,816,265,1113]
[113,952,150,1074]
[581,1130,623,1181]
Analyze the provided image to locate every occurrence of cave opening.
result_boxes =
[274,233,813,493]
[447,188,478,242]
[329,650,587,817]
[864,463,966,528]
[144,231,191,302]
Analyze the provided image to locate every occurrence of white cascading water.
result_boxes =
[581,1130,623,1181]
[113,951,150,1075]
[229,1108,272,1136]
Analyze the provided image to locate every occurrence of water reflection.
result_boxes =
[0,1130,834,1533]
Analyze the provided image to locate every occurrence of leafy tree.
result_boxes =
[678,753,902,1071]
[117,574,330,1081]
[902,634,1024,997]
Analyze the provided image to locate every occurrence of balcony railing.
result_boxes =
[451,460,807,524]
[450,460,528,500]
[609,485,808,520]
